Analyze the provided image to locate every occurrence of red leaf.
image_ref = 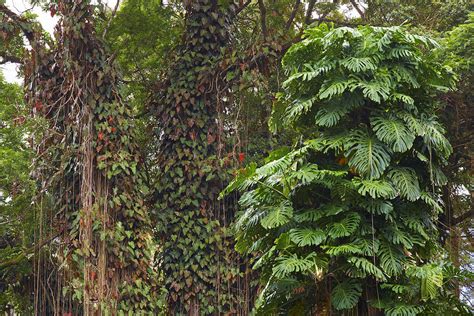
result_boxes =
[98,132,104,141]
[207,133,216,144]
[34,101,43,112]
[238,152,245,163]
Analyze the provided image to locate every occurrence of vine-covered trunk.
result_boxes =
[153,0,249,314]
[28,1,156,314]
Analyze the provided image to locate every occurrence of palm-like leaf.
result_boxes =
[348,256,387,281]
[341,56,377,72]
[314,102,352,127]
[327,212,361,238]
[272,253,318,278]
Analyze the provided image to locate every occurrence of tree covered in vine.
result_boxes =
[12,0,160,313]
[150,0,254,313]
[223,24,471,314]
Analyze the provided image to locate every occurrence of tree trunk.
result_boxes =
[153,0,249,314]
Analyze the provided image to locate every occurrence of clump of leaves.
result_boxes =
[223,24,471,314]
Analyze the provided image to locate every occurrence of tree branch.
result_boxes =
[453,208,474,225]
[0,52,22,64]
[257,0,268,40]
[285,0,301,30]
[349,0,365,19]
[0,229,63,270]
[234,0,252,17]
[308,17,367,27]
[305,0,316,25]
[102,0,121,39]
[0,4,36,43]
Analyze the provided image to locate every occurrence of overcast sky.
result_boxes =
[1,0,117,84]
[1,0,57,83]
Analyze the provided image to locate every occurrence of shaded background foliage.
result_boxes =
[0,0,472,314]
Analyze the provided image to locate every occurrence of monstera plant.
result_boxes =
[223,24,470,314]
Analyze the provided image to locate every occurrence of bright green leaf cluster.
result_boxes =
[224,24,466,314]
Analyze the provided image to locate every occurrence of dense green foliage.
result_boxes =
[0,0,472,314]
[0,73,35,313]
[224,24,471,314]
[151,1,241,313]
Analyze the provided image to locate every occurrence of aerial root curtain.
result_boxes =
[26,1,156,314]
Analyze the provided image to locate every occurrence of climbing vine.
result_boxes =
[151,0,258,313]
[21,0,158,314]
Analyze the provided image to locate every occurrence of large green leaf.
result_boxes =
[353,178,396,199]
[289,228,326,246]
[387,167,421,201]
[327,212,361,238]
[272,253,318,278]
[371,115,415,152]
[331,280,362,310]
[346,130,391,179]
[261,203,293,229]
[379,242,405,277]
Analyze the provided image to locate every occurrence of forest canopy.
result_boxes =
[0,0,472,315]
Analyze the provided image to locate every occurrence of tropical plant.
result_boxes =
[0,73,35,313]
[223,24,471,314]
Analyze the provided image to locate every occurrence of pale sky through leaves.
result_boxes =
[1,0,116,83]
[1,0,356,84]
